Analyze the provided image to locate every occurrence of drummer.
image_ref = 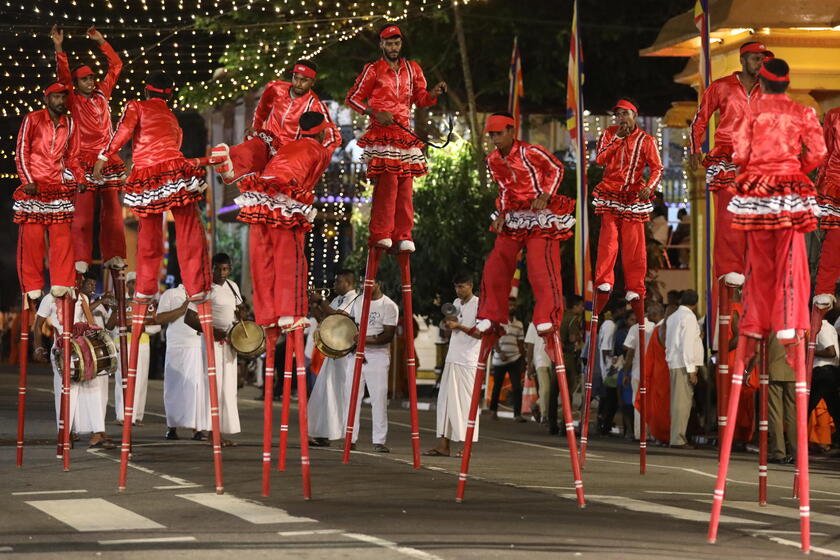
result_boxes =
[186,253,243,446]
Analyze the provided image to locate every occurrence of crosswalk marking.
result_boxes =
[99,536,197,545]
[561,495,766,526]
[12,489,87,496]
[343,532,444,560]
[176,493,316,525]
[704,500,840,528]
[278,529,344,537]
[25,498,165,532]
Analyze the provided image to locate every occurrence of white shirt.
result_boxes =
[445,296,481,367]
[665,306,704,373]
[206,280,241,331]
[525,322,551,369]
[330,289,358,313]
[304,317,318,359]
[492,319,525,366]
[623,319,655,380]
[351,294,399,357]
[36,294,87,337]
[158,285,201,348]
[598,319,617,380]
[814,320,840,368]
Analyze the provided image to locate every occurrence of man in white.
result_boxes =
[186,253,243,444]
[157,283,207,440]
[113,271,161,426]
[308,269,358,446]
[488,298,526,422]
[665,289,704,448]
[622,302,664,440]
[809,318,840,423]
[346,278,398,452]
[425,273,481,456]
[525,321,554,431]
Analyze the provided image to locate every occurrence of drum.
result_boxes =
[228,321,266,359]
[53,329,118,383]
[314,313,358,359]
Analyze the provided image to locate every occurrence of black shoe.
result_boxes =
[308,438,330,447]
[768,457,783,464]
[165,428,179,440]
[549,426,560,435]
[373,444,390,453]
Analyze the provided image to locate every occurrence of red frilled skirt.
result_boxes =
[122,158,207,217]
[235,176,316,231]
[13,181,75,224]
[77,151,126,190]
[703,145,737,192]
[492,196,576,241]
[817,177,840,230]
[727,173,819,232]
[591,187,653,223]
[357,124,427,178]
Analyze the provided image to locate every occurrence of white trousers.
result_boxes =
[308,354,352,440]
[345,351,390,445]
[436,361,479,442]
[163,344,209,431]
[208,340,240,435]
[115,342,150,422]
[52,360,79,433]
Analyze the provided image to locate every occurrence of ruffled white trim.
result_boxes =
[123,174,207,207]
[361,144,426,164]
[234,191,317,223]
[705,159,736,182]
[592,197,654,214]
[83,170,125,185]
[492,209,576,232]
[13,198,74,214]
[727,194,820,216]
[818,200,840,218]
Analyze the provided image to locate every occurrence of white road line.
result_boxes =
[562,495,766,526]
[88,448,200,488]
[343,532,444,560]
[763,536,840,558]
[26,498,165,532]
[176,493,316,525]
[645,491,709,496]
[749,529,829,536]
[12,489,88,496]
[703,500,840,528]
[277,529,344,537]
[98,536,197,545]
[153,484,202,490]
[0,547,11,553]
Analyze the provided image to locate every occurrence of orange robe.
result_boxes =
[636,324,671,443]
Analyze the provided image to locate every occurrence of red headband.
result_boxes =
[740,42,774,58]
[302,119,330,135]
[380,25,402,39]
[484,114,516,133]
[43,82,68,96]
[145,84,173,94]
[759,64,789,83]
[292,64,316,79]
[613,99,638,114]
[72,65,94,79]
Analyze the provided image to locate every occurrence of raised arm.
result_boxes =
[52,26,73,87]
[95,32,123,99]
[595,128,623,166]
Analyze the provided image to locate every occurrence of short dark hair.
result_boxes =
[83,271,98,283]
[492,111,514,119]
[293,59,317,73]
[567,294,584,308]
[145,71,173,99]
[300,111,325,136]
[452,271,473,285]
[760,58,790,94]
[212,253,232,266]
[336,268,355,280]
[680,289,699,307]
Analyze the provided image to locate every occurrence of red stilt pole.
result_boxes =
[113,271,130,404]
[293,327,312,500]
[758,339,769,506]
[708,335,756,543]
[549,330,586,507]
[455,328,501,503]
[277,332,294,472]
[118,299,148,491]
[631,298,647,474]
[60,295,73,471]
[16,295,30,467]
[792,336,811,552]
[342,247,384,464]
[261,327,278,496]
[718,282,732,448]
[197,300,225,494]
[580,290,610,467]
[793,309,821,500]
[397,251,421,468]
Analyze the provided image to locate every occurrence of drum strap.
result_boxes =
[226,281,243,305]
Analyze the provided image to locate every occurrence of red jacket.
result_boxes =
[487,140,564,212]
[346,58,437,127]
[258,137,332,204]
[55,42,122,154]
[252,81,340,150]
[16,109,80,188]
[690,72,760,154]
[732,93,826,176]
[818,107,840,190]
[594,126,663,194]
[101,98,185,169]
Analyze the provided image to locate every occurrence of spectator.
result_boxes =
[767,333,796,463]
[489,298,526,422]
[650,205,670,246]
[808,316,840,427]
[525,321,554,432]
[670,208,691,268]
[665,289,704,448]
[560,294,585,401]
[597,300,623,435]
[622,302,664,440]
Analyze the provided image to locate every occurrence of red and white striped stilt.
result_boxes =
[16,295,30,467]
[277,332,294,472]
[792,336,811,552]
[455,326,502,503]
[261,327,278,496]
[758,339,769,506]
[579,289,611,467]
[794,307,822,500]
[717,282,733,450]
[396,251,421,468]
[118,298,150,491]
[631,298,647,474]
[60,294,74,471]
[293,327,312,499]
[197,300,225,494]
[112,270,130,404]
[342,246,384,463]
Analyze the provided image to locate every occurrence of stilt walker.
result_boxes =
[456,112,581,504]
[342,24,447,465]
[93,71,222,493]
[583,97,663,463]
[706,58,826,552]
[13,80,80,468]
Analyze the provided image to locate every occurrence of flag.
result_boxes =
[694,0,712,99]
[567,0,592,318]
[508,36,524,138]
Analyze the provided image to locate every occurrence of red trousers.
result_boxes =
[17,222,75,294]
[249,224,308,326]
[713,189,746,278]
[135,204,211,298]
[478,234,563,326]
[72,189,127,268]
[815,228,840,296]
[740,229,810,338]
[594,213,646,297]
[369,172,413,245]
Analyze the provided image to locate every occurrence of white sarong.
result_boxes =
[308,354,352,440]
[163,344,209,431]
[436,361,479,442]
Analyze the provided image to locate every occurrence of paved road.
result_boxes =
[2,365,838,559]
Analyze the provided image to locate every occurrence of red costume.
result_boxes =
[478,132,573,328]
[14,103,79,294]
[236,134,332,326]
[346,55,437,246]
[815,107,840,298]
[100,97,209,298]
[252,80,340,149]
[56,42,127,271]
[592,124,663,298]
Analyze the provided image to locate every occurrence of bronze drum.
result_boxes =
[53,330,118,383]
[228,321,266,359]
[314,314,358,359]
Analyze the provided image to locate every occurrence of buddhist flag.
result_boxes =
[508,36,524,138]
